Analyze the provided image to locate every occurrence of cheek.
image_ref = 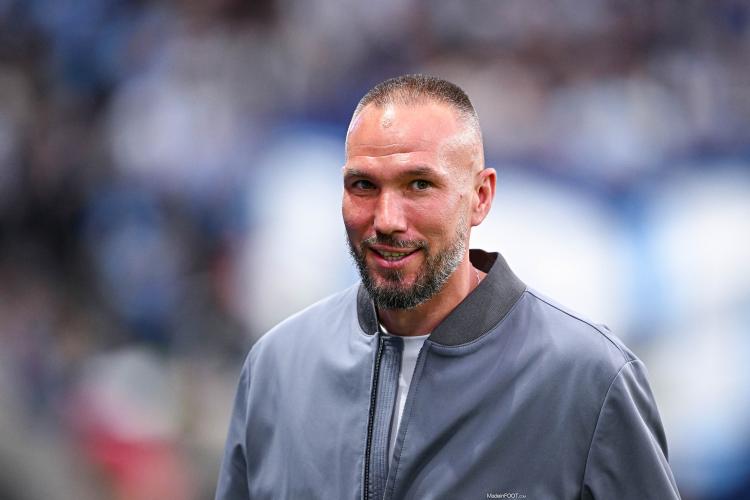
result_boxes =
[342,197,372,236]
[411,198,465,236]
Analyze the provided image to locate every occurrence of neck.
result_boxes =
[377,257,484,337]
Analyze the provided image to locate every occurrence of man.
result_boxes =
[216,75,680,499]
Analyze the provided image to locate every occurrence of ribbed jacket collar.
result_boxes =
[357,250,526,346]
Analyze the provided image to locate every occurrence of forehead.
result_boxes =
[345,101,463,161]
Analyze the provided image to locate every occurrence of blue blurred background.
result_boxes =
[0,1,749,498]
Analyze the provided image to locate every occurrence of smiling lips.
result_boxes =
[379,250,413,261]
[370,246,419,262]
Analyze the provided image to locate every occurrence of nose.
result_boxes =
[373,190,407,235]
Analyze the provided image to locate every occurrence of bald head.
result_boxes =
[347,75,484,173]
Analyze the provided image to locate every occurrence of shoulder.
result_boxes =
[515,288,638,381]
[248,283,361,361]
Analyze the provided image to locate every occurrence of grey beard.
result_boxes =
[347,223,468,310]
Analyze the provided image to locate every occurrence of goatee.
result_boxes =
[347,221,468,310]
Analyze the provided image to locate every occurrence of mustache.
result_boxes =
[361,234,428,250]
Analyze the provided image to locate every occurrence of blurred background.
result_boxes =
[0,0,748,498]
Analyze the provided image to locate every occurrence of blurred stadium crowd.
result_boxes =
[0,0,749,499]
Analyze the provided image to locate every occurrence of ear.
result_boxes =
[470,168,496,227]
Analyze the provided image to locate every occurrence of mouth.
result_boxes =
[367,245,421,268]
[375,249,416,261]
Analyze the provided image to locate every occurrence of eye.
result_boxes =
[411,179,432,191]
[351,179,376,191]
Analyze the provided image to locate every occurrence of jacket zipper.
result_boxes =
[363,336,385,500]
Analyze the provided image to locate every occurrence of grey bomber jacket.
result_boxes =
[216,250,681,499]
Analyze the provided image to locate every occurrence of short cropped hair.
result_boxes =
[352,74,480,127]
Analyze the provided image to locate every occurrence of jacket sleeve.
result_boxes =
[581,360,681,499]
[215,356,252,500]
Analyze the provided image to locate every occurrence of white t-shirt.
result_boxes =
[380,325,430,465]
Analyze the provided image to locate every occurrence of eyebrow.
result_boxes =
[343,168,368,178]
[343,165,439,178]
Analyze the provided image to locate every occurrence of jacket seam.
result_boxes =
[579,359,637,497]
[526,289,633,363]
